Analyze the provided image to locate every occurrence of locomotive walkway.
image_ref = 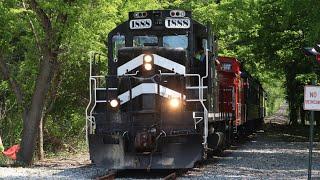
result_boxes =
[0,104,319,179]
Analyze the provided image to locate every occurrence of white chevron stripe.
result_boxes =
[117,54,185,76]
[118,83,185,105]
[153,54,185,74]
[117,54,144,76]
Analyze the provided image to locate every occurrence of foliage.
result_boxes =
[0,0,319,162]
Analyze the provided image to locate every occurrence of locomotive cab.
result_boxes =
[86,10,220,169]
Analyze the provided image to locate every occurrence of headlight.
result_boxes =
[144,63,152,71]
[143,54,153,63]
[169,98,180,109]
[110,99,119,108]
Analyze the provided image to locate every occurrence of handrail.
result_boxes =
[192,112,203,129]
[199,42,209,150]
[186,86,208,89]
[85,52,107,144]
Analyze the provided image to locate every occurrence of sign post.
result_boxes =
[304,85,320,180]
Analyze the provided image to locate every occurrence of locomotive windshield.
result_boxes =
[133,35,158,47]
[163,34,188,49]
[132,34,188,49]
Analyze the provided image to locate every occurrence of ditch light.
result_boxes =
[169,98,180,109]
[109,99,119,108]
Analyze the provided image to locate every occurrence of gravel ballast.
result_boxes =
[182,132,320,179]
[183,105,320,179]
[0,166,106,179]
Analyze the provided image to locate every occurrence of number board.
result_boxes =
[165,18,190,29]
[304,85,320,111]
[129,19,152,29]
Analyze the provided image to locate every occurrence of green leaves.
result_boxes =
[296,73,318,85]
[0,81,9,92]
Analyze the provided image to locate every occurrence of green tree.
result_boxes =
[0,0,90,165]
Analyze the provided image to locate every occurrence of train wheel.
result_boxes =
[225,119,234,147]
[208,131,225,156]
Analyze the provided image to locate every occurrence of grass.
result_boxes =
[0,139,88,167]
[44,139,88,159]
[0,154,12,166]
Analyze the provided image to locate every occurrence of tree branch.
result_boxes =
[27,0,54,55]
[0,54,24,105]
[27,0,51,34]
[43,63,62,118]
[22,0,42,54]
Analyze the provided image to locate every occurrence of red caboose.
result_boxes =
[217,56,266,138]
[217,57,244,133]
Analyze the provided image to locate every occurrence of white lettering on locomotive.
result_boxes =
[129,19,152,29]
[165,18,190,29]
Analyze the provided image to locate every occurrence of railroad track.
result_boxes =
[96,170,179,180]
[163,172,176,180]
[94,135,256,180]
[96,170,116,180]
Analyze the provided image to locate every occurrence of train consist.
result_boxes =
[86,10,266,169]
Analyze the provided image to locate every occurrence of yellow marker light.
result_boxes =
[144,63,152,71]
[143,54,153,63]
[169,98,180,109]
[110,99,119,108]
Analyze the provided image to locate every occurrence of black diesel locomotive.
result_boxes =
[86,10,266,169]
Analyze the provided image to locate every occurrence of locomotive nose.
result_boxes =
[115,47,186,139]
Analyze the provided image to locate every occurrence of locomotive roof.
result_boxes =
[128,10,192,19]
[108,9,206,37]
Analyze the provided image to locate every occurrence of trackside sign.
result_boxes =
[304,85,320,111]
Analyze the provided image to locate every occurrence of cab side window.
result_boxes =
[194,38,207,63]
[112,35,125,62]
[163,35,188,49]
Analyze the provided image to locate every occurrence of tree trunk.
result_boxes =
[17,57,56,165]
[286,63,299,126]
[38,116,44,160]
[300,106,306,126]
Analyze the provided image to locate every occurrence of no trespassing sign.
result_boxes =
[304,85,320,111]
